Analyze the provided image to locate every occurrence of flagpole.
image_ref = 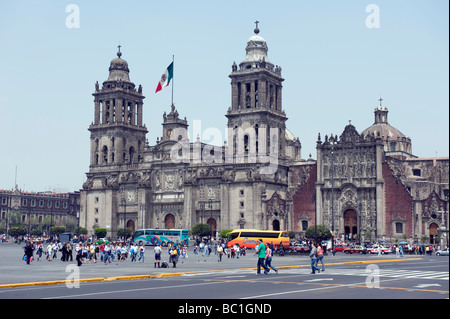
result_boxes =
[171,55,174,106]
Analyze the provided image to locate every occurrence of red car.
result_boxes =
[330,244,348,252]
[343,245,368,254]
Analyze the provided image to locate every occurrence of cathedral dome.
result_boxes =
[247,34,266,44]
[243,21,270,64]
[244,33,269,63]
[361,102,413,158]
[285,128,296,141]
[361,122,407,140]
[107,46,131,82]
[361,106,406,140]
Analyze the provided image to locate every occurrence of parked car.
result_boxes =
[435,248,449,256]
[343,245,368,254]
[327,244,347,251]
[331,244,348,252]
[367,245,391,254]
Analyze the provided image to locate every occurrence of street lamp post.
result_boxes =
[200,202,204,225]
[329,136,336,255]
[209,199,213,240]
[49,201,53,240]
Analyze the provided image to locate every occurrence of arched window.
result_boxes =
[129,146,135,163]
[102,146,108,164]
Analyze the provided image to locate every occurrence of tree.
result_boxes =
[191,224,211,237]
[220,229,233,239]
[117,227,132,238]
[95,227,107,238]
[8,225,26,238]
[305,225,331,243]
[50,226,66,236]
[31,227,43,237]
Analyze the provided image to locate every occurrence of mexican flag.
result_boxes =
[155,62,173,93]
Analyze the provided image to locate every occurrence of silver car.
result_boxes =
[435,248,449,256]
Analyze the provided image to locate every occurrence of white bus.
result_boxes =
[133,229,189,246]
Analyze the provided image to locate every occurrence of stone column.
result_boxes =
[137,102,143,126]
[115,98,122,123]
[94,99,100,124]
[375,142,385,240]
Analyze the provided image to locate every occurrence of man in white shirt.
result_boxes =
[154,245,162,268]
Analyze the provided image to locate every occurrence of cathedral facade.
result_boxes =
[80,25,449,245]
[80,25,301,238]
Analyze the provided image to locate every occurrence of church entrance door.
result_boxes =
[126,219,135,232]
[207,218,217,238]
[344,210,358,241]
[272,219,280,231]
[164,214,175,229]
[429,223,439,244]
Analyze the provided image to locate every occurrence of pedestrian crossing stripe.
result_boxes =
[183,268,448,281]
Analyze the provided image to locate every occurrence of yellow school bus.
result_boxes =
[226,229,289,249]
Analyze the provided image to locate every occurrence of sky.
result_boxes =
[0,0,448,193]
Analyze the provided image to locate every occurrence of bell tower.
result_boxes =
[226,22,288,162]
[89,46,147,167]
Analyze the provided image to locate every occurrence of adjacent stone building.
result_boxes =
[80,24,448,245]
[0,187,80,235]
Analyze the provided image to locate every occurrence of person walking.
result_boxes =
[315,243,325,272]
[99,242,105,262]
[309,243,321,274]
[104,243,112,264]
[154,244,162,268]
[138,244,145,262]
[46,243,53,261]
[75,244,83,266]
[36,243,43,261]
[264,244,278,274]
[171,244,179,268]
[254,239,269,275]
[217,244,224,262]
[67,242,73,262]
[24,242,34,264]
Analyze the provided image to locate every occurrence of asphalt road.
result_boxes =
[0,242,448,306]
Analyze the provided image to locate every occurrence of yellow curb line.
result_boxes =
[0,258,421,289]
[105,273,184,281]
[0,273,184,288]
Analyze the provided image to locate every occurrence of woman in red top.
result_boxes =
[315,243,325,272]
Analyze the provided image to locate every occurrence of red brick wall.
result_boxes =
[382,162,413,237]
[292,164,317,233]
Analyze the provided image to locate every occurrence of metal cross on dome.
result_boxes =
[254,20,260,34]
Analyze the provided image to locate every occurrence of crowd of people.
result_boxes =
[19,239,192,268]
[193,242,248,260]
[16,235,449,277]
